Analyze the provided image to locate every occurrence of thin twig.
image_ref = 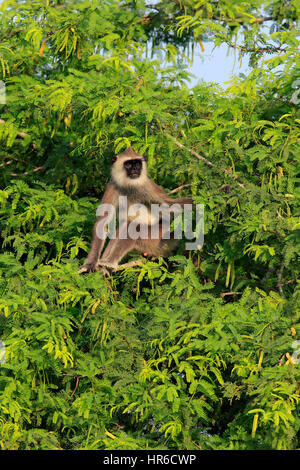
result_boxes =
[154,124,248,191]
[0,155,44,176]
[262,267,275,282]
[69,376,79,399]
[220,291,242,298]
[0,159,13,167]
[163,130,214,168]
[165,132,248,191]
[103,276,117,302]
[212,15,273,24]
[168,183,193,194]
[226,41,287,54]
[278,354,285,366]
[192,440,203,450]
[277,262,286,299]
[10,166,44,177]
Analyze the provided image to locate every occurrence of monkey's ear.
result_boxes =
[112,155,117,164]
[127,146,135,154]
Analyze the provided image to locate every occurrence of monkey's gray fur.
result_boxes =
[78,147,193,274]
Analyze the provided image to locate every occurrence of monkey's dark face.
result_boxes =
[111,149,147,187]
[123,159,143,179]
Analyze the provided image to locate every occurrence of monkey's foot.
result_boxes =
[97,261,118,278]
[98,260,118,270]
[78,262,99,274]
[100,266,111,278]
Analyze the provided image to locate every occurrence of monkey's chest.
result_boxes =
[126,202,159,225]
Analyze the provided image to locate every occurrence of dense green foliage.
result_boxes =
[0,0,299,450]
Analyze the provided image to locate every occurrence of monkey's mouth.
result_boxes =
[130,172,140,178]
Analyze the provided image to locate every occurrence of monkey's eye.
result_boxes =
[112,156,117,164]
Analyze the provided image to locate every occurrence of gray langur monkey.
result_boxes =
[78,147,193,274]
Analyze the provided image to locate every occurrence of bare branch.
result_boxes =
[68,376,79,400]
[160,127,249,192]
[220,291,242,298]
[0,155,44,176]
[277,262,286,299]
[168,183,193,194]
[10,166,44,177]
[0,159,13,167]
[226,41,287,54]
[262,267,275,282]
[162,129,214,168]
[212,16,273,24]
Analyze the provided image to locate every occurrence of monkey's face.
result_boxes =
[111,147,148,188]
[123,159,143,179]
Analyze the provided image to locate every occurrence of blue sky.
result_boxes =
[186,42,251,88]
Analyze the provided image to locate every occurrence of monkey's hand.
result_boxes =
[78,261,99,274]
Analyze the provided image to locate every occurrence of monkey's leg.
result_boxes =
[78,219,106,274]
[98,235,136,270]
[135,223,178,258]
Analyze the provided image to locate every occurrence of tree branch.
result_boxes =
[226,41,287,54]
[262,267,275,282]
[220,291,242,298]
[168,183,193,194]
[277,262,286,299]
[212,16,273,24]
[157,125,249,192]
[162,129,214,168]
[0,155,44,176]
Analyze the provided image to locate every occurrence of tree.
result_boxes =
[0,0,299,450]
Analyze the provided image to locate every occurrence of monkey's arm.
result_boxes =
[149,180,194,206]
[78,182,119,273]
